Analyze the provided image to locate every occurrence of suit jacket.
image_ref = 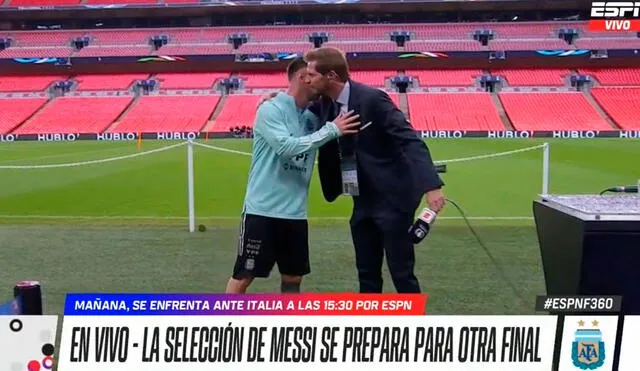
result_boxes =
[312,80,444,215]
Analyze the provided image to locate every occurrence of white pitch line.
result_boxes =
[0,215,534,221]
[0,144,141,165]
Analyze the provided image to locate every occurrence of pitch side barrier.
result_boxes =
[0,130,639,143]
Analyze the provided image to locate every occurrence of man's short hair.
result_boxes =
[287,57,308,81]
[304,47,350,82]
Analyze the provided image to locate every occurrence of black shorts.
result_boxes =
[232,213,310,279]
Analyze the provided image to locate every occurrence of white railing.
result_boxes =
[0,140,550,232]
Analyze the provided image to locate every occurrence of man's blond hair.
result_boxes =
[304,47,350,82]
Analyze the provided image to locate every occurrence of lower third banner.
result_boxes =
[55,294,559,370]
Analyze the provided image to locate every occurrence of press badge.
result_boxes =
[340,155,360,196]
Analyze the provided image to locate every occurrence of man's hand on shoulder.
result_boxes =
[425,188,445,213]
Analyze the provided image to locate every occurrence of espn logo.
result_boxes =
[590,2,640,31]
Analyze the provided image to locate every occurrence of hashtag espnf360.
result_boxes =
[550,297,614,310]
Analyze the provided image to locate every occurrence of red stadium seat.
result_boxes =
[405,69,482,86]
[498,92,612,131]
[0,21,598,50]
[573,38,640,50]
[8,0,80,6]
[579,68,640,86]
[324,25,408,41]
[155,73,230,89]
[388,93,400,110]
[488,39,569,50]
[491,69,569,86]
[86,0,157,4]
[349,71,396,87]
[13,96,133,134]
[0,47,73,58]
[211,95,262,131]
[74,46,153,57]
[73,74,150,91]
[88,30,159,45]
[406,93,504,131]
[407,40,484,51]
[111,95,220,133]
[153,45,232,55]
[322,41,400,52]
[239,72,288,89]
[210,93,398,133]
[0,98,48,135]
[0,75,65,92]
[485,22,564,38]
[237,43,311,54]
[0,30,85,46]
[591,87,640,130]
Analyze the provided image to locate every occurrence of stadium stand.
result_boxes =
[239,72,288,89]
[74,46,154,57]
[488,39,570,50]
[238,43,309,54]
[6,0,80,6]
[88,30,162,45]
[498,92,612,131]
[0,75,63,92]
[406,69,482,87]
[348,70,396,87]
[0,98,48,134]
[0,21,615,56]
[0,22,591,43]
[315,42,400,53]
[591,87,640,130]
[152,45,232,55]
[73,74,149,91]
[86,0,157,4]
[1,30,85,46]
[573,38,640,50]
[3,20,640,61]
[2,7,640,136]
[485,22,562,37]
[210,95,262,131]
[406,40,484,51]
[324,25,413,40]
[491,69,569,86]
[209,93,399,132]
[163,0,199,4]
[110,95,220,133]
[388,93,401,110]
[0,47,73,58]
[154,72,229,89]
[406,93,504,131]
[579,68,640,86]
[13,96,134,135]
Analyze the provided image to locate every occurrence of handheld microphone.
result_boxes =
[409,207,437,244]
[599,185,639,195]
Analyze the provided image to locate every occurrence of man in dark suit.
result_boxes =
[304,47,445,293]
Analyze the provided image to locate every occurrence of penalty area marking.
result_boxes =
[0,215,534,221]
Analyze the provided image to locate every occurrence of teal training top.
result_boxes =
[242,92,340,220]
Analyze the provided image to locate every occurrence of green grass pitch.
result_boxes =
[0,138,637,315]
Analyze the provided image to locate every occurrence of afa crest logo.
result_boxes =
[571,319,605,370]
